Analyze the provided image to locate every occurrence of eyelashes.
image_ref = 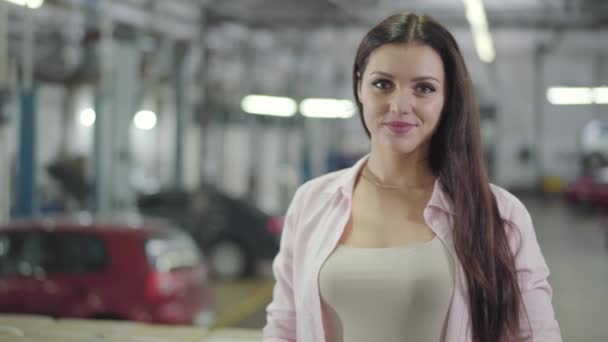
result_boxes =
[371,79,437,94]
[372,79,393,90]
[416,83,436,93]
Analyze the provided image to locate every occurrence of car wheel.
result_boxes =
[208,240,248,280]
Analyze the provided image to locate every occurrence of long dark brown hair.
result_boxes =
[353,12,525,342]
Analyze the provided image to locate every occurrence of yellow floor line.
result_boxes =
[211,282,274,329]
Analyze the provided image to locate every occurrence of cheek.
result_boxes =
[362,102,384,131]
[360,91,385,117]
[422,98,444,126]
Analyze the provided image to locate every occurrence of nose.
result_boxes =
[389,89,413,115]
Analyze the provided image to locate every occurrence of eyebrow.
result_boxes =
[369,71,441,83]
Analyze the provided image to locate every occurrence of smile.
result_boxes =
[384,121,416,134]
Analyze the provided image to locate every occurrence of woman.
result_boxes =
[263,12,562,342]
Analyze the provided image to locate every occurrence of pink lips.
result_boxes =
[384,121,416,134]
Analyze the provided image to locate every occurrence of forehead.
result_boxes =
[365,43,445,80]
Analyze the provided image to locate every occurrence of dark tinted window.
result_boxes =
[0,233,28,276]
[0,231,107,276]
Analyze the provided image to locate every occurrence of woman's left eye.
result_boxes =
[416,83,436,94]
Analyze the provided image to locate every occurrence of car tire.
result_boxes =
[207,240,249,280]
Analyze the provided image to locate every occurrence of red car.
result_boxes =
[0,215,215,326]
[564,175,594,204]
[564,172,608,211]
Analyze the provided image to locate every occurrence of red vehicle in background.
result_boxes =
[0,216,215,326]
[564,167,608,211]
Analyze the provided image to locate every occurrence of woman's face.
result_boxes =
[358,43,446,158]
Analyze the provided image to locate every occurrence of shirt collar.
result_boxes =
[325,154,454,215]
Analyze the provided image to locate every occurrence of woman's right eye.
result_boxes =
[372,79,393,90]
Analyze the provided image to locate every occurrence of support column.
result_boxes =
[93,91,111,213]
[0,0,9,222]
[173,44,185,189]
[0,1,7,83]
[534,44,548,187]
[93,0,113,213]
[15,7,36,217]
[110,42,138,211]
[15,87,36,217]
[0,98,11,223]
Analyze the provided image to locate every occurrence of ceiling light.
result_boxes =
[2,0,44,9]
[475,31,495,64]
[26,0,43,8]
[299,98,355,119]
[241,95,297,117]
[463,0,495,63]
[593,87,608,104]
[547,87,593,105]
[79,108,96,127]
[134,110,157,130]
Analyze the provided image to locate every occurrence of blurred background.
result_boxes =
[0,0,607,341]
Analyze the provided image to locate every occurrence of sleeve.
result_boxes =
[509,198,563,342]
[262,185,305,341]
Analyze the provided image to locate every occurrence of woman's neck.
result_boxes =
[366,148,435,189]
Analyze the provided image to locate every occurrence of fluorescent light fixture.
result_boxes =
[79,108,96,127]
[463,0,495,63]
[2,0,45,9]
[464,0,488,29]
[547,87,593,105]
[475,31,495,64]
[299,98,355,119]
[241,95,297,117]
[593,87,608,104]
[133,110,157,130]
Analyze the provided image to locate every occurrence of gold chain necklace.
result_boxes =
[360,165,436,190]
[361,166,402,189]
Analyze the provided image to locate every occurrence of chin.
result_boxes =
[371,132,425,155]
[381,140,420,155]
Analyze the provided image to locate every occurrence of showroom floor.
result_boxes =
[526,196,608,342]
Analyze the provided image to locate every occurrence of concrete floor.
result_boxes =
[525,196,608,342]
[210,279,273,329]
[226,196,608,341]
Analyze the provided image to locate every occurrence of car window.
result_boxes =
[145,231,202,272]
[0,231,107,276]
[0,232,28,276]
[34,233,107,275]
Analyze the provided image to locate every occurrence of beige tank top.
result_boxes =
[319,237,454,342]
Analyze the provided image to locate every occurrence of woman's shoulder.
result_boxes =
[489,183,533,228]
[283,169,353,240]
[293,168,353,202]
[284,168,354,229]
[489,186,546,267]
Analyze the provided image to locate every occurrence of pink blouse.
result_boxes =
[263,155,562,341]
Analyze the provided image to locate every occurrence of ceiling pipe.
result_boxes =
[0,1,7,88]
